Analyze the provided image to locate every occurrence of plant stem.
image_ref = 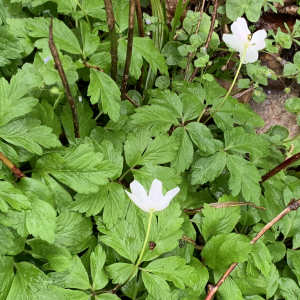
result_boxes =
[135,0,144,92]
[118,167,133,183]
[204,46,248,124]
[114,210,154,292]
[0,151,26,178]
[188,0,219,82]
[260,152,300,184]
[120,0,136,100]
[204,198,300,300]
[48,18,80,138]
[103,0,118,82]
[72,0,91,31]
[283,133,300,144]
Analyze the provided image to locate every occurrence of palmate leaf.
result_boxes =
[25,17,82,54]
[0,256,14,300]
[124,131,179,168]
[33,144,115,194]
[0,118,61,155]
[88,68,121,122]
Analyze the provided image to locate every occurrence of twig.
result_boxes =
[135,0,144,92]
[260,152,300,184]
[232,85,254,100]
[204,198,300,300]
[120,0,136,100]
[184,201,265,215]
[188,0,219,83]
[125,93,139,108]
[184,0,205,80]
[84,63,104,73]
[181,235,204,250]
[103,0,118,82]
[0,151,26,178]
[48,18,80,138]
[135,0,144,37]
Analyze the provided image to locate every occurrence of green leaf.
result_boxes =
[188,257,209,295]
[142,271,171,300]
[224,127,270,157]
[0,118,61,155]
[124,131,179,168]
[48,255,90,289]
[34,144,114,194]
[266,264,280,298]
[60,99,97,144]
[80,20,100,58]
[201,197,240,241]
[279,277,300,300]
[54,212,93,253]
[88,68,121,122]
[88,52,111,73]
[0,70,40,126]
[0,224,15,255]
[285,97,300,114]
[248,240,271,277]
[30,99,62,138]
[6,262,51,300]
[106,262,135,284]
[191,151,227,185]
[128,104,179,135]
[267,241,286,263]
[181,93,205,122]
[202,233,252,271]
[0,26,23,66]
[26,239,72,272]
[226,0,263,22]
[133,37,168,76]
[144,256,197,289]
[226,155,261,204]
[143,203,184,261]
[0,256,14,300]
[25,17,82,54]
[132,164,182,192]
[171,127,193,173]
[36,285,89,300]
[0,181,30,213]
[82,0,106,20]
[161,41,184,65]
[186,122,222,154]
[97,294,120,300]
[90,245,109,290]
[113,0,129,33]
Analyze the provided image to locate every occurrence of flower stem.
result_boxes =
[204,46,248,124]
[72,0,91,31]
[115,210,154,291]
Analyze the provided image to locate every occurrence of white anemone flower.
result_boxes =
[125,179,180,213]
[222,17,267,64]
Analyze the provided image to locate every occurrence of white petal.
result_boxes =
[156,187,180,212]
[125,190,151,213]
[231,17,249,44]
[130,180,148,202]
[250,30,267,45]
[223,34,245,52]
[149,179,163,210]
[243,48,258,64]
[249,40,266,51]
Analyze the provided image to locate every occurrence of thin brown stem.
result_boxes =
[103,0,118,82]
[84,63,104,73]
[184,0,205,80]
[135,0,144,92]
[181,235,204,250]
[48,18,80,138]
[120,0,136,100]
[125,93,139,108]
[205,198,300,300]
[260,152,300,184]
[189,0,219,83]
[0,151,26,178]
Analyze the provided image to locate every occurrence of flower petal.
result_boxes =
[231,17,249,44]
[149,179,163,211]
[223,34,245,52]
[249,40,266,52]
[130,180,148,202]
[125,190,151,213]
[156,187,180,212]
[243,48,259,64]
[250,30,267,45]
